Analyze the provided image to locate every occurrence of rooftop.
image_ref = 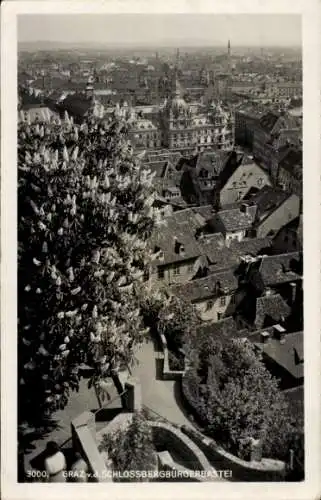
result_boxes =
[278,147,303,181]
[258,252,301,286]
[255,293,292,328]
[254,331,303,380]
[216,208,254,232]
[248,185,292,220]
[171,270,238,303]
[259,111,280,133]
[149,209,205,266]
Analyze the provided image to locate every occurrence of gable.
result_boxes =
[256,193,300,231]
[223,162,271,190]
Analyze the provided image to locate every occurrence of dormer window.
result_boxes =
[154,245,164,261]
[174,238,185,256]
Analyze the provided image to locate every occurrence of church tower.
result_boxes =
[226,39,232,99]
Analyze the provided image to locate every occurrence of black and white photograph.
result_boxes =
[1,2,321,500]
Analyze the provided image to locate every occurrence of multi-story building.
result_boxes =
[275,147,303,197]
[216,151,272,206]
[159,77,234,154]
[253,111,302,170]
[128,116,162,150]
[234,106,264,150]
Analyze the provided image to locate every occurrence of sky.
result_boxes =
[18,14,301,47]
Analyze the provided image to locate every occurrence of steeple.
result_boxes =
[173,77,182,98]
[176,47,180,69]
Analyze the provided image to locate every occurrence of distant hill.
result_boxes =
[18,40,302,53]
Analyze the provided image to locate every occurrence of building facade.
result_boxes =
[159,78,234,154]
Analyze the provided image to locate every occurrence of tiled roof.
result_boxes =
[254,331,303,379]
[149,209,205,266]
[255,294,291,329]
[199,235,271,271]
[259,112,280,133]
[195,151,230,177]
[278,147,303,180]
[199,234,230,264]
[192,205,216,222]
[229,237,272,258]
[249,185,291,220]
[274,215,303,249]
[171,270,238,303]
[258,252,301,286]
[216,150,243,190]
[216,208,254,232]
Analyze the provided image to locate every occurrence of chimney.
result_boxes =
[289,282,297,305]
[260,331,270,344]
[273,324,286,342]
[240,202,250,215]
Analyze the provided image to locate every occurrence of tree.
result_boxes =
[185,338,299,461]
[18,113,160,435]
[98,411,157,481]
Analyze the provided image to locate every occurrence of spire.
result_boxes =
[228,39,231,57]
[176,47,180,69]
[172,77,182,98]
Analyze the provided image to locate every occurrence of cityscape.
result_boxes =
[17,14,303,485]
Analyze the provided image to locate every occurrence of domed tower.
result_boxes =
[160,76,192,150]
[167,78,189,118]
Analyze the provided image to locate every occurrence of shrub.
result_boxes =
[99,411,157,481]
[183,338,299,463]
[168,350,185,371]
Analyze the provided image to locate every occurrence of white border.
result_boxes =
[1,2,321,500]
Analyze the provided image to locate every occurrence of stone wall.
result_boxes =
[157,451,204,482]
[71,411,112,482]
[181,425,286,482]
[159,331,185,381]
[149,420,212,474]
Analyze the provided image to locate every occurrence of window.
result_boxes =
[173,265,180,276]
[188,263,194,273]
[217,312,222,321]
[158,267,165,280]
[220,296,226,306]
[206,300,214,311]
[257,178,263,186]
[231,295,236,305]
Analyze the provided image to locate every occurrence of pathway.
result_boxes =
[132,339,194,428]
[24,375,122,471]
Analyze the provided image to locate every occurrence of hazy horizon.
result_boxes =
[18,14,301,48]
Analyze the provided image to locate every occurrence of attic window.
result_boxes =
[174,239,185,255]
[294,347,304,364]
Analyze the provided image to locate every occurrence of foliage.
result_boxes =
[183,337,300,462]
[99,411,156,481]
[18,113,160,430]
[157,294,199,355]
[168,350,185,371]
